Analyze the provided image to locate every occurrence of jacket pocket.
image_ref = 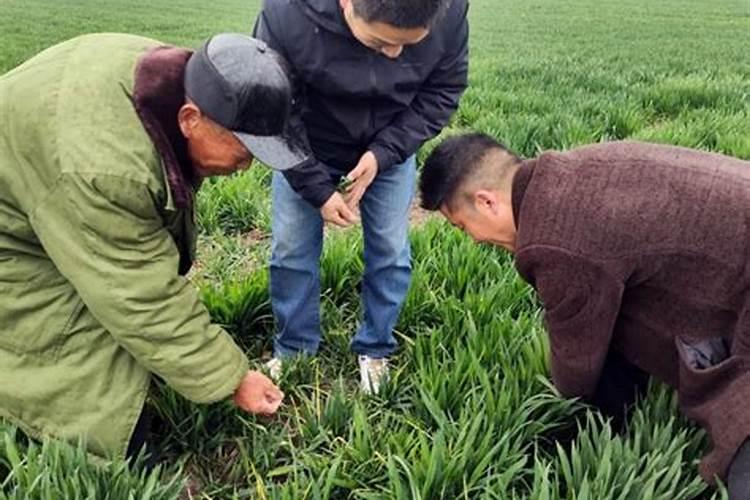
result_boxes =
[675,336,743,407]
[0,266,85,359]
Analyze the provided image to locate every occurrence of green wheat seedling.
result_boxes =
[1,0,749,496]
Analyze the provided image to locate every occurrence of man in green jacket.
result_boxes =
[0,33,307,460]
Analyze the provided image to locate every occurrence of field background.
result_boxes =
[1,0,750,498]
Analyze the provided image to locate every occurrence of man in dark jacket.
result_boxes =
[253,0,469,393]
[419,133,750,497]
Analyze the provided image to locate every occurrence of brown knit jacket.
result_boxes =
[511,141,750,482]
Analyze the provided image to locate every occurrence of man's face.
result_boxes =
[439,192,517,252]
[179,104,254,177]
[341,0,430,59]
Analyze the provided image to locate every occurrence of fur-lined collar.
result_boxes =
[131,46,197,209]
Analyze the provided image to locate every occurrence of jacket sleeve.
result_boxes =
[29,173,249,403]
[253,7,336,208]
[516,247,624,398]
[369,2,469,171]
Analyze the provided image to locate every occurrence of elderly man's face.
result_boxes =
[340,0,429,59]
[178,103,254,177]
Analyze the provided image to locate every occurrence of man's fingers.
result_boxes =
[339,204,358,224]
[345,175,366,194]
[346,194,360,209]
[343,178,365,204]
[348,188,366,209]
[269,400,282,414]
[265,388,284,407]
[343,189,358,206]
[267,387,284,401]
[251,389,283,416]
[321,192,358,227]
[347,162,365,181]
[336,197,357,221]
[327,211,351,228]
[258,400,281,415]
[266,394,283,407]
[351,187,365,206]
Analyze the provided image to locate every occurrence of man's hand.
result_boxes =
[344,151,379,209]
[321,191,359,227]
[233,370,284,416]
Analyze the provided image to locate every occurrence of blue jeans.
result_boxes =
[270,156,416,358]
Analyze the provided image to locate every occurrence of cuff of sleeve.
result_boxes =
[282,158,337,208]
[369,143,398,172]
[550,362,597,399]
[306,184,337,209]
[192,341,250,403]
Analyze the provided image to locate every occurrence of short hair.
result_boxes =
[352,0,449,29]
[420,133,522,211]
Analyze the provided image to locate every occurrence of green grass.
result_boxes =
[1,0,749,497]
[0,421,184,499]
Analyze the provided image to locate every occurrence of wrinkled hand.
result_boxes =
[344,151,379,209]
[233,370,284,416]
[320,191,359,228]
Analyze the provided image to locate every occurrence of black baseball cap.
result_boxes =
[184,33,310,171]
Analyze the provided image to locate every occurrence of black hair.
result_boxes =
[351,0,449,29]
[420,133,521,211]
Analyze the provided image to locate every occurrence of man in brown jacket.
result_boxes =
[419,133,750,497]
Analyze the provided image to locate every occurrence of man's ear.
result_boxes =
[473,189,499,216]
[177,102,202,139]
[339,0,351,11]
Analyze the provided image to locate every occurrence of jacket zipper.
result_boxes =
[368,52,376,132]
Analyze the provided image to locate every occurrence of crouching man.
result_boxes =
[419,133,750,496]
[0,33,310,460]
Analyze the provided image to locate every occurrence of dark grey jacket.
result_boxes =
[253,0,469,207]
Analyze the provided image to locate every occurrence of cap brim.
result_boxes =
[234,132,310,171]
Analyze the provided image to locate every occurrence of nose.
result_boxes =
[381,45,403,58]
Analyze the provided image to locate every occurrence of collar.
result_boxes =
[131,45,197,209]
[511,158,536,229]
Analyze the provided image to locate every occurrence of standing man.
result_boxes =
[254,0,469,393]
[0,33,306,460]
[418,134,750,497]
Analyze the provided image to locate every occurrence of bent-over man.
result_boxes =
[419,134,750,497]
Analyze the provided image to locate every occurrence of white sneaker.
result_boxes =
[358,356,389,395]
[264,357,282,382]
